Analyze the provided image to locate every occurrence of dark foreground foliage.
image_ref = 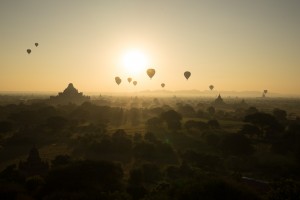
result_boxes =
[1,98,300,199]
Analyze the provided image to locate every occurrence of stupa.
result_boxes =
[18,147,49,177]
[212,94,226,106]
[50,83,90,105]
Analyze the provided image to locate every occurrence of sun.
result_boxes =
[122,50,149,75]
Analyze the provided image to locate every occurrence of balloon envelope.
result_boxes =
[133,81,137,86]
[115,77,121,85]
[184,71,191,80]
[209,85,214,90]
[161,83,165,88]
[35,43,38,47]
[27,49,31,54]
[127,77,132,83]
[147,68,155,79]
[264,90,268,94]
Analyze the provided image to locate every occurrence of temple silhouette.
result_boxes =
[49,83,90,105]
[212,94,226,106]
[18,147,49,177]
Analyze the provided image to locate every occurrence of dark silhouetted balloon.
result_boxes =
[184,71,191,80]
[264,90,268,94]
[147,68,155,79]
[127,77,132,83]
[27,49,31,54]
[209,85,214,90]
[161,83,165,88]
[115,77,121,85]
[133,81,137,86]
[35,43,39,47]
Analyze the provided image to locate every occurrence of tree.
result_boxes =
[207,106,215,117]
[133,132,142,143]
[128,108,141,126]
[204,133,221,147]
[220,134,254,156]
[182,150,222,171]
[244,112,283,139]
[133,142,156,161]
[273,108,287,122]
[25,175,45,194]
[141,163,162,184]
[160,110,182,131]
[268,179,300,200]
[184,120,208,131]
[196,109,206,118]
[111,129,132,154]
[0,164,24,183]
[127,176,147,200]
[207,119,220,129]
[239,124,261,138]
[144,132,157,143]
[177,104,196,117]
[271,121,300,156]
[44,160,123,194]
[146,117,163,132]
[245,106,258,116]
[172,177,260,200]
[46,116,68,131]
[0,121,13,133]
[109,107,124,127]
[9,110,41,129]
[51,155,71,168]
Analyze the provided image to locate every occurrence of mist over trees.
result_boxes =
[0,95,300,199]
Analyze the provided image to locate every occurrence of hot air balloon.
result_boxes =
[27,49,31,54]
[35,43,39,47]
[209,85,214,90]
[133,81,137,86]
[147,68,155,79]
[161,83,165,88]
[184,71,191,80]
[127,77,132,83]
[115,77,121,85]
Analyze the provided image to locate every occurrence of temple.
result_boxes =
[18,147,49,177]
[49,83,90,105]
[212,94,226,106]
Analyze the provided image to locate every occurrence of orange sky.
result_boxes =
[0,0,300,96]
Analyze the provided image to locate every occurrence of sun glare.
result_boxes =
[122,50,148,75]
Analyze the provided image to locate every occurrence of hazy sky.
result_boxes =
[1,0,300,95]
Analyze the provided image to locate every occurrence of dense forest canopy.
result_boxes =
[0,95,300,199]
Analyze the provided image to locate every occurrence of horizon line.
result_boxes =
[0,90,300,98]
